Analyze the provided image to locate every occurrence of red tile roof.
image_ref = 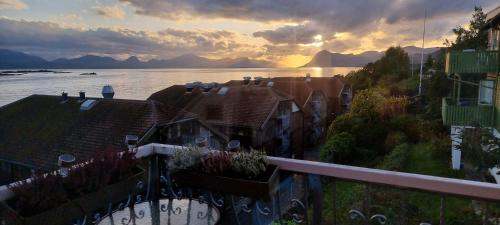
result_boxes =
[0,95,194,170]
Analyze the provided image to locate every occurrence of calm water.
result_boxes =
[0,67,358,106]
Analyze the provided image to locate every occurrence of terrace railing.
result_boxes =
[441,97,494,127]
[445,51,499,74]
[1,143,500,225]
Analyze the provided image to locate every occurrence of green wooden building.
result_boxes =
[442,6,500,171]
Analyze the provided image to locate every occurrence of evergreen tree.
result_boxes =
[445,6,488,50]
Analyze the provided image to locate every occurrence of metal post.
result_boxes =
[418,9,427,96]
[440,195,445,225]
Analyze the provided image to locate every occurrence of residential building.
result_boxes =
[442,7,500,179]
[0,94,227,185]
[148,83,304,158]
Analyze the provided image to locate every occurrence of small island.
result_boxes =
[80,72,97,76]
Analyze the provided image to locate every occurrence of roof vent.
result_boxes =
[267,81,274,87]
[185,83,194,93]
[195,137,207,148]
[218,86,229,95]
[125,135,139,151]
[80,99,97,110]
[58,154,75,178]
[243,76,251,85]
[78,91,86,102]
[202,83,213,93]
[305,73,311,82]
[227,140,240,152]
[102,85,114,99]
[254,76,263,85]
[61,92,68,103]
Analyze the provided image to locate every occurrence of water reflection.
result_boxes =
[0,67,359,106]
[97,199,220,225]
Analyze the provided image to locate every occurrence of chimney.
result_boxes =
[61,92,68,102]
[243,76,251,85]
[102,85,115,99]
[186,83,195,93]
[254,76,263,85]
[58,154,75,178]
[202,83,212,93]
[305,73,311,82]
[227,140,240,152]
[125,135,139,151]
[195,137,208,148]
[79,91,86,101]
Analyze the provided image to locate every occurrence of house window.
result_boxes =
[478,80,494,105]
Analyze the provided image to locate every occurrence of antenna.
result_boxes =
[418,9,427,96]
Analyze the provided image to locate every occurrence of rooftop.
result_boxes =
[0,95,195,170]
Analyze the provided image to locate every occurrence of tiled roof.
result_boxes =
[270,80,313,108]
[149,85,292,129]
[271,76,346,99]
[0,95,194,170]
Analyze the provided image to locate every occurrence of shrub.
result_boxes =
[380,96,409,119]
[168,146,204,172]
[351,89,385,120]
[384,131,408,153]
[378,143,410,171]
[231,150,268,179]
[320,132,355,164]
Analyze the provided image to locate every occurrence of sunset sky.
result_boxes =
[0,0,498,67]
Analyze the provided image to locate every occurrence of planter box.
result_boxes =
[1,167,145,225]
[171,165,279,200]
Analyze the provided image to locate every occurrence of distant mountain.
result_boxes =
[0,49,49,69]
[302,46,443,68]
[0,50,275,69]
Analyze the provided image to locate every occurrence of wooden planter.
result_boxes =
[1,167,145,225]
[171,165,280,200]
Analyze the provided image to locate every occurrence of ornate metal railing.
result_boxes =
[1,143,500,225]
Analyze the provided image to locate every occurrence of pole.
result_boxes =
[418,9,427,96]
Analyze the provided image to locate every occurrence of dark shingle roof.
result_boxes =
[0,95,194,170]
[149,85,293,129]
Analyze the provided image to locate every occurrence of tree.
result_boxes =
[445,6,488,50]
[373,46,410,81]
[351,89,385,120]
[320,132,355,164]
[460,127,500,178]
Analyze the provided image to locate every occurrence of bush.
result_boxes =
[384,131,408,153]
[351,89,385,120]
[320,132,355,164]
[378,143,410,171]
[231,150,268,179]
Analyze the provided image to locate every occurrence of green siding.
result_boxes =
[446,51,499,74]
[442,98,494,127]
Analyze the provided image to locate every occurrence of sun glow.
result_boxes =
[279,54,312,68]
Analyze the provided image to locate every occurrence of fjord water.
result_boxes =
[0,67,358,106]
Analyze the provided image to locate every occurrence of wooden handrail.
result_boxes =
[269,157,500,201]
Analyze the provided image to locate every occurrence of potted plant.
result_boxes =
[1,149,145,225]
[170,147,279,200]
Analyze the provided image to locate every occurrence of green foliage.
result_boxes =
[384,131,408,152]
[231,150,268,179]
[373,46,411,81]
[445,6,488,50]
[168,146,204,171]
[350,89,385,119]
[460,128,500,174]
[320,132,355,164]
[378,143,410,171]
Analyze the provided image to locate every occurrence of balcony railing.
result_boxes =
[1,143,500,225]
[442,97,494,127]
[445,51,499,74]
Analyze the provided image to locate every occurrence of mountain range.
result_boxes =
[0,49,275,69]
[0,47,442,69]
[302,46,442,67]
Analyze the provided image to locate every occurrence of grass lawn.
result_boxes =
[318,142,488,225]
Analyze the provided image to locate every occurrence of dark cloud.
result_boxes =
[253,24,320,44]
[0,18,247,60]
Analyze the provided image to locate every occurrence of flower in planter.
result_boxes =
[8,146,140,217]
[168,146,204,172]
[231,150,268,179]
[200,151,232,176]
